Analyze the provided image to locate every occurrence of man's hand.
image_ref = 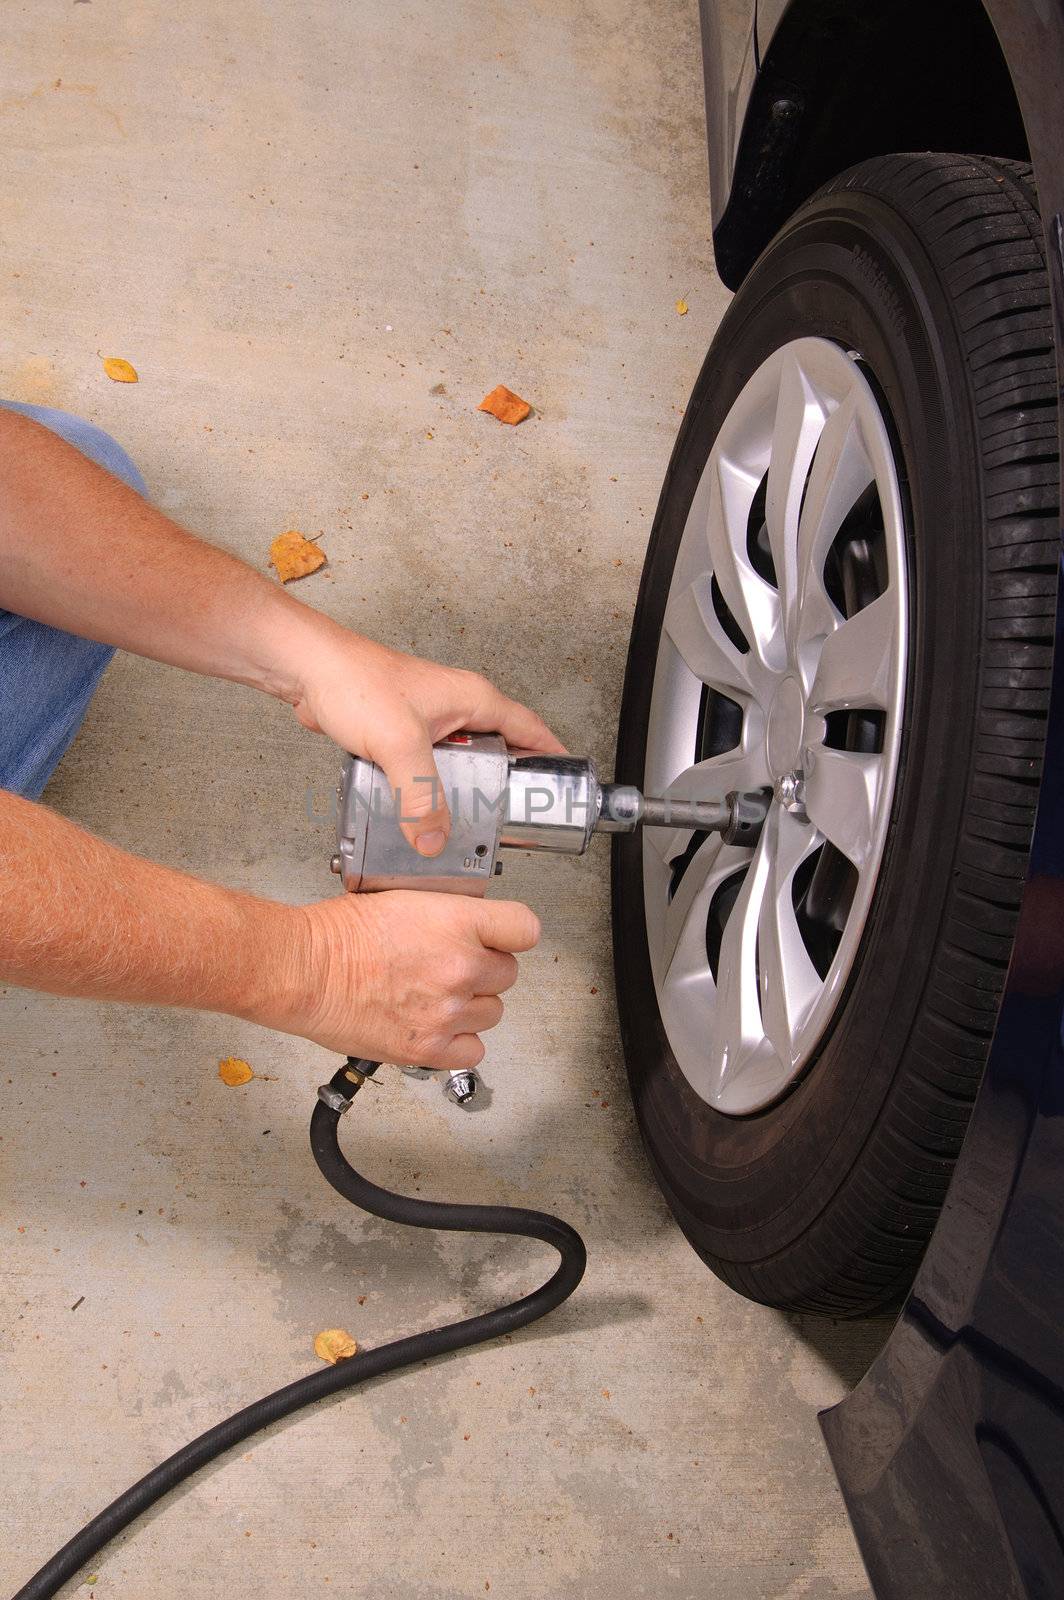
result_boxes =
[274,890,542,1068]
[284,629,566,857]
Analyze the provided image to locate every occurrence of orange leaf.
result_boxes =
[478,384,531,425]
[675,300,688,316]
[314,1327,358,1363]
[103,357,138,383]
[269,529,326,583]
[218,1056,254,1087]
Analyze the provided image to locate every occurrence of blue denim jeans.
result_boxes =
[0,402,147,799]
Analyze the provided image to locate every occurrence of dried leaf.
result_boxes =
[478,384,531,425]
[314,1327,358,1364]
[103,357,138,383]
[675,300,688,316]
[218,1056,254,1087]
[269,529,326,583]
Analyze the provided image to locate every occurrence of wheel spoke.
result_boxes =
[765,352,830,648]
[663,573,757,700]
[706,830,772,1094]
[803,746,882,874]
[658,840,750,990]
[795,392,875,658]
[706,455,782,671]
[808,590,898,715]
[642,633,706,798]
[757,808,823,1068]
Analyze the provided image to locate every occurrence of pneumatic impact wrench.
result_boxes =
[326,731,771,1105]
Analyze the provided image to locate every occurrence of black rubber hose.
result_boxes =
[12,1061,586,1600]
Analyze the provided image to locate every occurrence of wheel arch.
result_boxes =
[712,0,1029,289]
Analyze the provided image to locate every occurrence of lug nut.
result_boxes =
[777,772,807,817]
[445,1069,479,1107]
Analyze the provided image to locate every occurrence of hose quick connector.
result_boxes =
[317,1057,381,1114]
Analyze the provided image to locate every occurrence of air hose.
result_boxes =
[12,1059,587,1600]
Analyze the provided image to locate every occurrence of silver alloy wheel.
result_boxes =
[642,337,909,1116]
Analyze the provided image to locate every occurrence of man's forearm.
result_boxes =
[0,789,308,1024]
[0,408,338,704]
[0,408,566,858]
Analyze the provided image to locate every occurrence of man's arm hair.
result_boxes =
[0,407,337,707]
[0,788,307,1023]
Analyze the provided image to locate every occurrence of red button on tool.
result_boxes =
[447,733,473,744]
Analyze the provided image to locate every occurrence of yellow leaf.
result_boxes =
[269,529,327,583]
[675,300,688,316]
[218,1056,254,1087]
[314,1327,358,1364]
[103,357,138,383]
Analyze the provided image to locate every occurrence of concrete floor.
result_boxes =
[1,2,884,1594]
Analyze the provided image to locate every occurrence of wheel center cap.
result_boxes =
[766,676,805,778]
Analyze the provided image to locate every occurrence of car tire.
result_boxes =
[612,153,1058,1315]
